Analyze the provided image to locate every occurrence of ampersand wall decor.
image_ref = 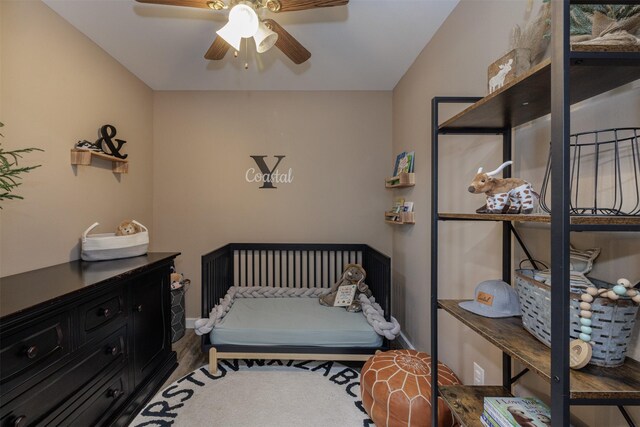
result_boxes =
[96,124,128,159]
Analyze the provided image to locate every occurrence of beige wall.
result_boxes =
[0,0,154,276]
[152,91,393,318]
[393,1,639,426]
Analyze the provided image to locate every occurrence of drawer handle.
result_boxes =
[24,345,38,359]
[99,307,112,318]
[12,415,26,427]
[108,388,123,399]
[106,345,119,356]
[136,304,143,312]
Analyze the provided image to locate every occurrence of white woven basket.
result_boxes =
[81,220,149,261]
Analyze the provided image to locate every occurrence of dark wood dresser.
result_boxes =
[0,253,180,426]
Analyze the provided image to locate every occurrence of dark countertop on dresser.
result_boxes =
[0,252,180,319]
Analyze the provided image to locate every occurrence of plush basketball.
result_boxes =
[360,349,460,427]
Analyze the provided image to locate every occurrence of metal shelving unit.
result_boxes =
[429,2,640,426]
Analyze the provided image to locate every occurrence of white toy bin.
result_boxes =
[81,220,149,261]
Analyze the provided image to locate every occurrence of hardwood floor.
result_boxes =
[163,329,207,388]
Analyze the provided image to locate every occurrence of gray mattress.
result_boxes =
[210,298,382,347]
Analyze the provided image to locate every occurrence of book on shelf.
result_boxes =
[392,197,405,213]
[393,152,405,177]
[403,201,414,212]
[481,411,500,427]
[484,397,551,427]
[392,151,415,176]
[397,153,411,175]
[385,197,406,222]
[406,151,415,173]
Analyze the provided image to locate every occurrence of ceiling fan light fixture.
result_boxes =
[216,22,242,51]
[254,21,278,53]
[228,3,259,38]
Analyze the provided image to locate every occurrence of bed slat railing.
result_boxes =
[202,243,390,319]
[363,247,391,321]
[230,244,364,288]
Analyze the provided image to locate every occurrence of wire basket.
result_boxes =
[539,127,640,216]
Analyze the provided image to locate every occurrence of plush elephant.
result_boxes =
[319,264,372,312]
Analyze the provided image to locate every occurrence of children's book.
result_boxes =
[392,198,405,213]
[406,151,415,173]
[484,397,551,427]
[403,201,414,212]
[481,411,500,427]
[393,152,406,177]
[397,154,410,174]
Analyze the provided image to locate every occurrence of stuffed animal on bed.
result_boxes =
[115,220,141,236]
[319,264,373,312]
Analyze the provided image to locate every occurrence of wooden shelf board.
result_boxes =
[439,212,551,223]
[384,220,415,225]
[439,300,640,399]
[385,211,415,225]
[385,183,415,189]
[572,44,640,53]
[71,149,128,163]
[440,385,512,427]
[70,149,129,173]
[385,173,415,188]
[438,212,640,226]
[439,59,640,130]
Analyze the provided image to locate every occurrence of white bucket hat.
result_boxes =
[459,280,521,318]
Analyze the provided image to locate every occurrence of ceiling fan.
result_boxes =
[135,0,349,65]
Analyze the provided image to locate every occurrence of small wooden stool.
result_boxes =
[361,349,461,427]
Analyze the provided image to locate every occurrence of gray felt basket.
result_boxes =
[515,269,638,367]
[170,287,186,343]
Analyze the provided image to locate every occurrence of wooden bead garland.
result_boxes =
[570,278,639,369]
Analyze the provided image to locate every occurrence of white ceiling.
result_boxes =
[42,0,460,91]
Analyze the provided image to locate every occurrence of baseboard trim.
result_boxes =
[186,318,196,329]
[397,332,415,350]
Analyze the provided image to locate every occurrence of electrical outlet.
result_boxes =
[473,362,485,385]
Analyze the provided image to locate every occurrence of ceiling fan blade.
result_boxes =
[267,0,348,13]
[135,0,215,9]
[205,36,231,60]
[263,19,311,64]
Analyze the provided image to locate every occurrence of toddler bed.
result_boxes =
[196,243,393,371]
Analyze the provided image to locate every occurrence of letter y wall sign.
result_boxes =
[245,155,294,189]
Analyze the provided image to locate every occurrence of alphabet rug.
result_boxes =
[130,360,374,426]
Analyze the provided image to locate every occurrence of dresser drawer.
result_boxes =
[58,368,129,427]
[0,312,71,387]
[79,285,126,343]
[0,326,127,427]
